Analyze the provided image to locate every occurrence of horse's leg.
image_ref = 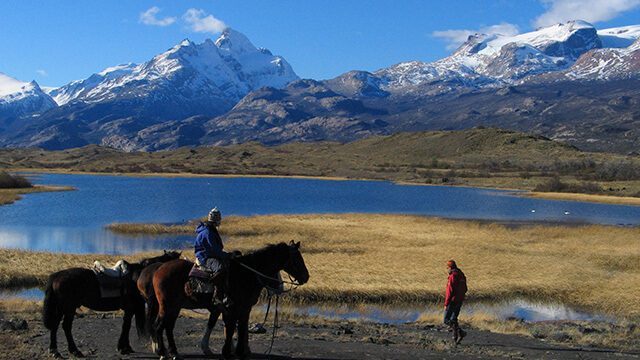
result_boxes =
[164,308,182,359]
[117,309,135,355]
[221,312,237,359]
[62,311,84,358]
[235,310,252,360]
[48,312,63,358]
[200,308,221,356]
[147,298,162,355]
[153,311,167,357]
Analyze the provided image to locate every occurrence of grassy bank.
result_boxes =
[0,185,74,206]
[0,249,178,288]
[2,129,640,203]
[108,215,640,319]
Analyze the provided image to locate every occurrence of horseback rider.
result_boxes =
[194,207,234,307]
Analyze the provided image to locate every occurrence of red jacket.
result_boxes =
[444,268,467,306]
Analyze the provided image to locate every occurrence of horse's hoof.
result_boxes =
[201,346,214,356]
[70,349,85,358]
[118,346,135,355]
[48,349,62,358]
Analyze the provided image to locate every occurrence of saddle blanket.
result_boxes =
[94,273,125,298]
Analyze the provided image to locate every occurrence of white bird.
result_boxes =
[531,209,536,213]
[564,211,570,215]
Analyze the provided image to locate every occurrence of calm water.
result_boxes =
[0,173,638,254]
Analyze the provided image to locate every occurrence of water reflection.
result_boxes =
[0,226,192,254]
[284,300,610,324]
[0,288,611,324]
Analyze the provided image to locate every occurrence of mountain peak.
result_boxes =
[215,28,257,54]
[0,72,35,97]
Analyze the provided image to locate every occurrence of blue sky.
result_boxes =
[2,0,640,87]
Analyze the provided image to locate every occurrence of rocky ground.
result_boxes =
[1,311,638,360]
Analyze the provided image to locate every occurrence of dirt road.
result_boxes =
[1,310,638,360]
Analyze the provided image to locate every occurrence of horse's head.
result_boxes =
[283,240,309,285]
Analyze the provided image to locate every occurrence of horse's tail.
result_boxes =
[42,277,60,330]
[144,293,159,338]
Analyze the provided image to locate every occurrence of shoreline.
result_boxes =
[13,168,640,207]
[525,191,640,206]
[0,185,75,206]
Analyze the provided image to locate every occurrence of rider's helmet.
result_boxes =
[208,207,222,226]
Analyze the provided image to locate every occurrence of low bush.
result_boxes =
[534,177,602,194]
[0,172,32,189]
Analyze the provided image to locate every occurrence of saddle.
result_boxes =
[92,260,130,298]
[185,264,216,296]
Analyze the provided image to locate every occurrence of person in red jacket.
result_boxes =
[444,259,467,344]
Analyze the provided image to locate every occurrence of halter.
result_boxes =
[233,249,302,294]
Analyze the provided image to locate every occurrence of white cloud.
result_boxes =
[534,0,640,28]
[36,69,48,77]
[432,23,520,51]
[182,8,227,34]
[139,6,177,27]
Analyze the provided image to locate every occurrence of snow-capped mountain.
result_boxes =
[560,38,640,80]
[598,25,640,48]
[369,21,604,94]
[47,63,138,105]
[48,28,297,110]
[1,21,640,153]
[0,73,57,121]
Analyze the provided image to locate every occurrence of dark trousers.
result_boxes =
[443,302,463,326]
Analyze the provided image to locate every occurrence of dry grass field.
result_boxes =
[109,214,640,319]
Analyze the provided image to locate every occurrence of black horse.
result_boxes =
[42,250,181,358]
[147,241,309,359]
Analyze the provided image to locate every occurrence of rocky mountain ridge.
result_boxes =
[0,21,639,153]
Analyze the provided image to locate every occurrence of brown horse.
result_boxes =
[42,250,181,358]
[148,241,309,359]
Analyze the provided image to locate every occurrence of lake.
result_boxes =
[0,173,638,254]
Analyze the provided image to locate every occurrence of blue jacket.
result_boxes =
[194,223,229,265]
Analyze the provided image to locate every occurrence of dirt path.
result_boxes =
[1,311,638,360]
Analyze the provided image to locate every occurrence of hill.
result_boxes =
[2,128,639,198]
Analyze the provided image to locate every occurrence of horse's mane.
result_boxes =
[240,242,289,261]
[139,250,181,267]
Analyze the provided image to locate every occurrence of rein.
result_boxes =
[233,260,301,291]
[232,258,300,356]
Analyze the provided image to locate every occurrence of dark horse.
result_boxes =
[42,250,181,358]
[146,241,309,359]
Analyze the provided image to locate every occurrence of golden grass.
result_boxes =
[0,185,74,206]
[527,191,640,206]
[3,214,640,320]
[105,214,640,319]
[107,223,194,235]
[0,248,177,288]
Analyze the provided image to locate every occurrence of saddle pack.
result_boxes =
[92,260,130,298]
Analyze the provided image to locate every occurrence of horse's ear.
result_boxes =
[295,241,300,248]
[289,240,295,246]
